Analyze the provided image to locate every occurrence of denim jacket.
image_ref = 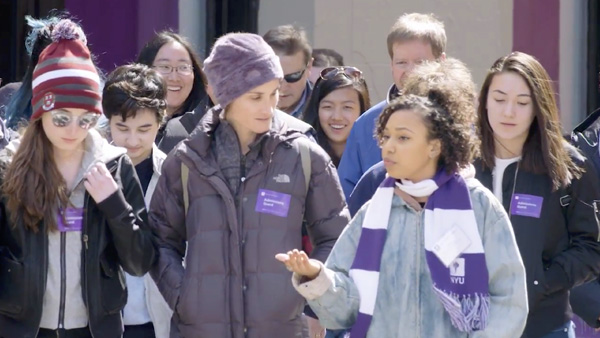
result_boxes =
[293,178,528,338]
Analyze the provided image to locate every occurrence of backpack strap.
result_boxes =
[560,194,572,208]
[298,140,311,193]
[181,161,190,214]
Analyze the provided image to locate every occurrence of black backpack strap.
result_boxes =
[560,194,572,208]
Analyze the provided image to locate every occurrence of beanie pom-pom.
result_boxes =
[51,19,87,45]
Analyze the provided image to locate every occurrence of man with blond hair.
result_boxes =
[338,13,447,199]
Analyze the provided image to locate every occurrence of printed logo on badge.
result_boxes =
[42,92,55,111]
[57,207,84,232]
[510,194,543,218]
[255,189,291,218]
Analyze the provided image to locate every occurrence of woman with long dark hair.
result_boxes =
[475,52,600,338]
[0,19,155,338]
[302,67,370,167]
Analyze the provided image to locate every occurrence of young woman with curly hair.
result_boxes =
[347,58,478,216]
[277,75,529,336]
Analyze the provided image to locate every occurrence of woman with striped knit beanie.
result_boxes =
[0,18,156,338]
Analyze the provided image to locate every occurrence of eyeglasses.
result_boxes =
[152,64,194,76]
[51,110,99,130]
[283,63,310,83]
[320,66,363,81]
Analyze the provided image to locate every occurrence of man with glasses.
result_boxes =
[263,25,313,119]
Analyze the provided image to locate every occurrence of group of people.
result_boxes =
[0,10,599,338]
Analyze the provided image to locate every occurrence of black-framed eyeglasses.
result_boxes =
[283,63,310,83]
[152,64,194,76]
[51,110,99,130]
[320,66,363,81]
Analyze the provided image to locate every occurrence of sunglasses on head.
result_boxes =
[283,63,310,83]
[51,110,99,130]
[320,66,363,81]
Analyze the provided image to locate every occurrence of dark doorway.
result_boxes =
[587,0,600,114]
[0,0,64,87]
[205,0,260,55]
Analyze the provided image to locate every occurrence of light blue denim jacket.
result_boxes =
[293,178,528,338]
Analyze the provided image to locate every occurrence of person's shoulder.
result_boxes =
[357,100,387,122]
[291,133,325,156]
[353,99,387,131]
[465,177,493,200]
[274,109,314,135]
[289,134,333,170]
[363,161,386,176]
[465,177,506,220]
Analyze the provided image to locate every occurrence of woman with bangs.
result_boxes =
[137,31,210,153]
[303,66,371,167]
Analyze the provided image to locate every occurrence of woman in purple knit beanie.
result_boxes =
[148,32,350,338]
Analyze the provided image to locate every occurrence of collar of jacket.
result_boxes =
[386,84,401,104]
[174,105,305,177]
[289,80,313,119]
[573,108,600,148]
[151,143,166,175]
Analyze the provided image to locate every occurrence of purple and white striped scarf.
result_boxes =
[348,169,490,337]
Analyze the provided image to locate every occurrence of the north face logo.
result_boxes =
[42,92,55,111]
[273,174,290,183]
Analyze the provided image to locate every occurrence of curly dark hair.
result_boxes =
[376,91,476,173]
[102,63,167,124]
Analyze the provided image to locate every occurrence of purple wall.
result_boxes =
[512,0,560,86]
[64,0,179,74]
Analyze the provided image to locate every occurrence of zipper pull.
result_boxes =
[83,234,89,250]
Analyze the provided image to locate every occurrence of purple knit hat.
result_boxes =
[203,33,283,108]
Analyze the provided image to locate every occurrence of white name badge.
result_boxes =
[431,225,472,267]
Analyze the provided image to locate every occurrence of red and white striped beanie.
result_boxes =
[30,19,101,121]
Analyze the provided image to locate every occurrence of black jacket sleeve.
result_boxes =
[96,155,157,276]
[571,279,600,328]
[545,157,600,293]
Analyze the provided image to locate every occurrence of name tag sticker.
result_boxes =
[57,207,84,232]
[255,189,291,218]
[510,194,543,218]
[432,225,472,268]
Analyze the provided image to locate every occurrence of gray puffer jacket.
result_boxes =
[149,107,349,338]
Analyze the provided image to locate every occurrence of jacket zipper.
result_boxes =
[507,163,520,221]
[82,193,95,338]
[416,209,423,338]
[33,223,50,338]
[239,154,247,335]
[239,155,247,238]
[58,230,67,330]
